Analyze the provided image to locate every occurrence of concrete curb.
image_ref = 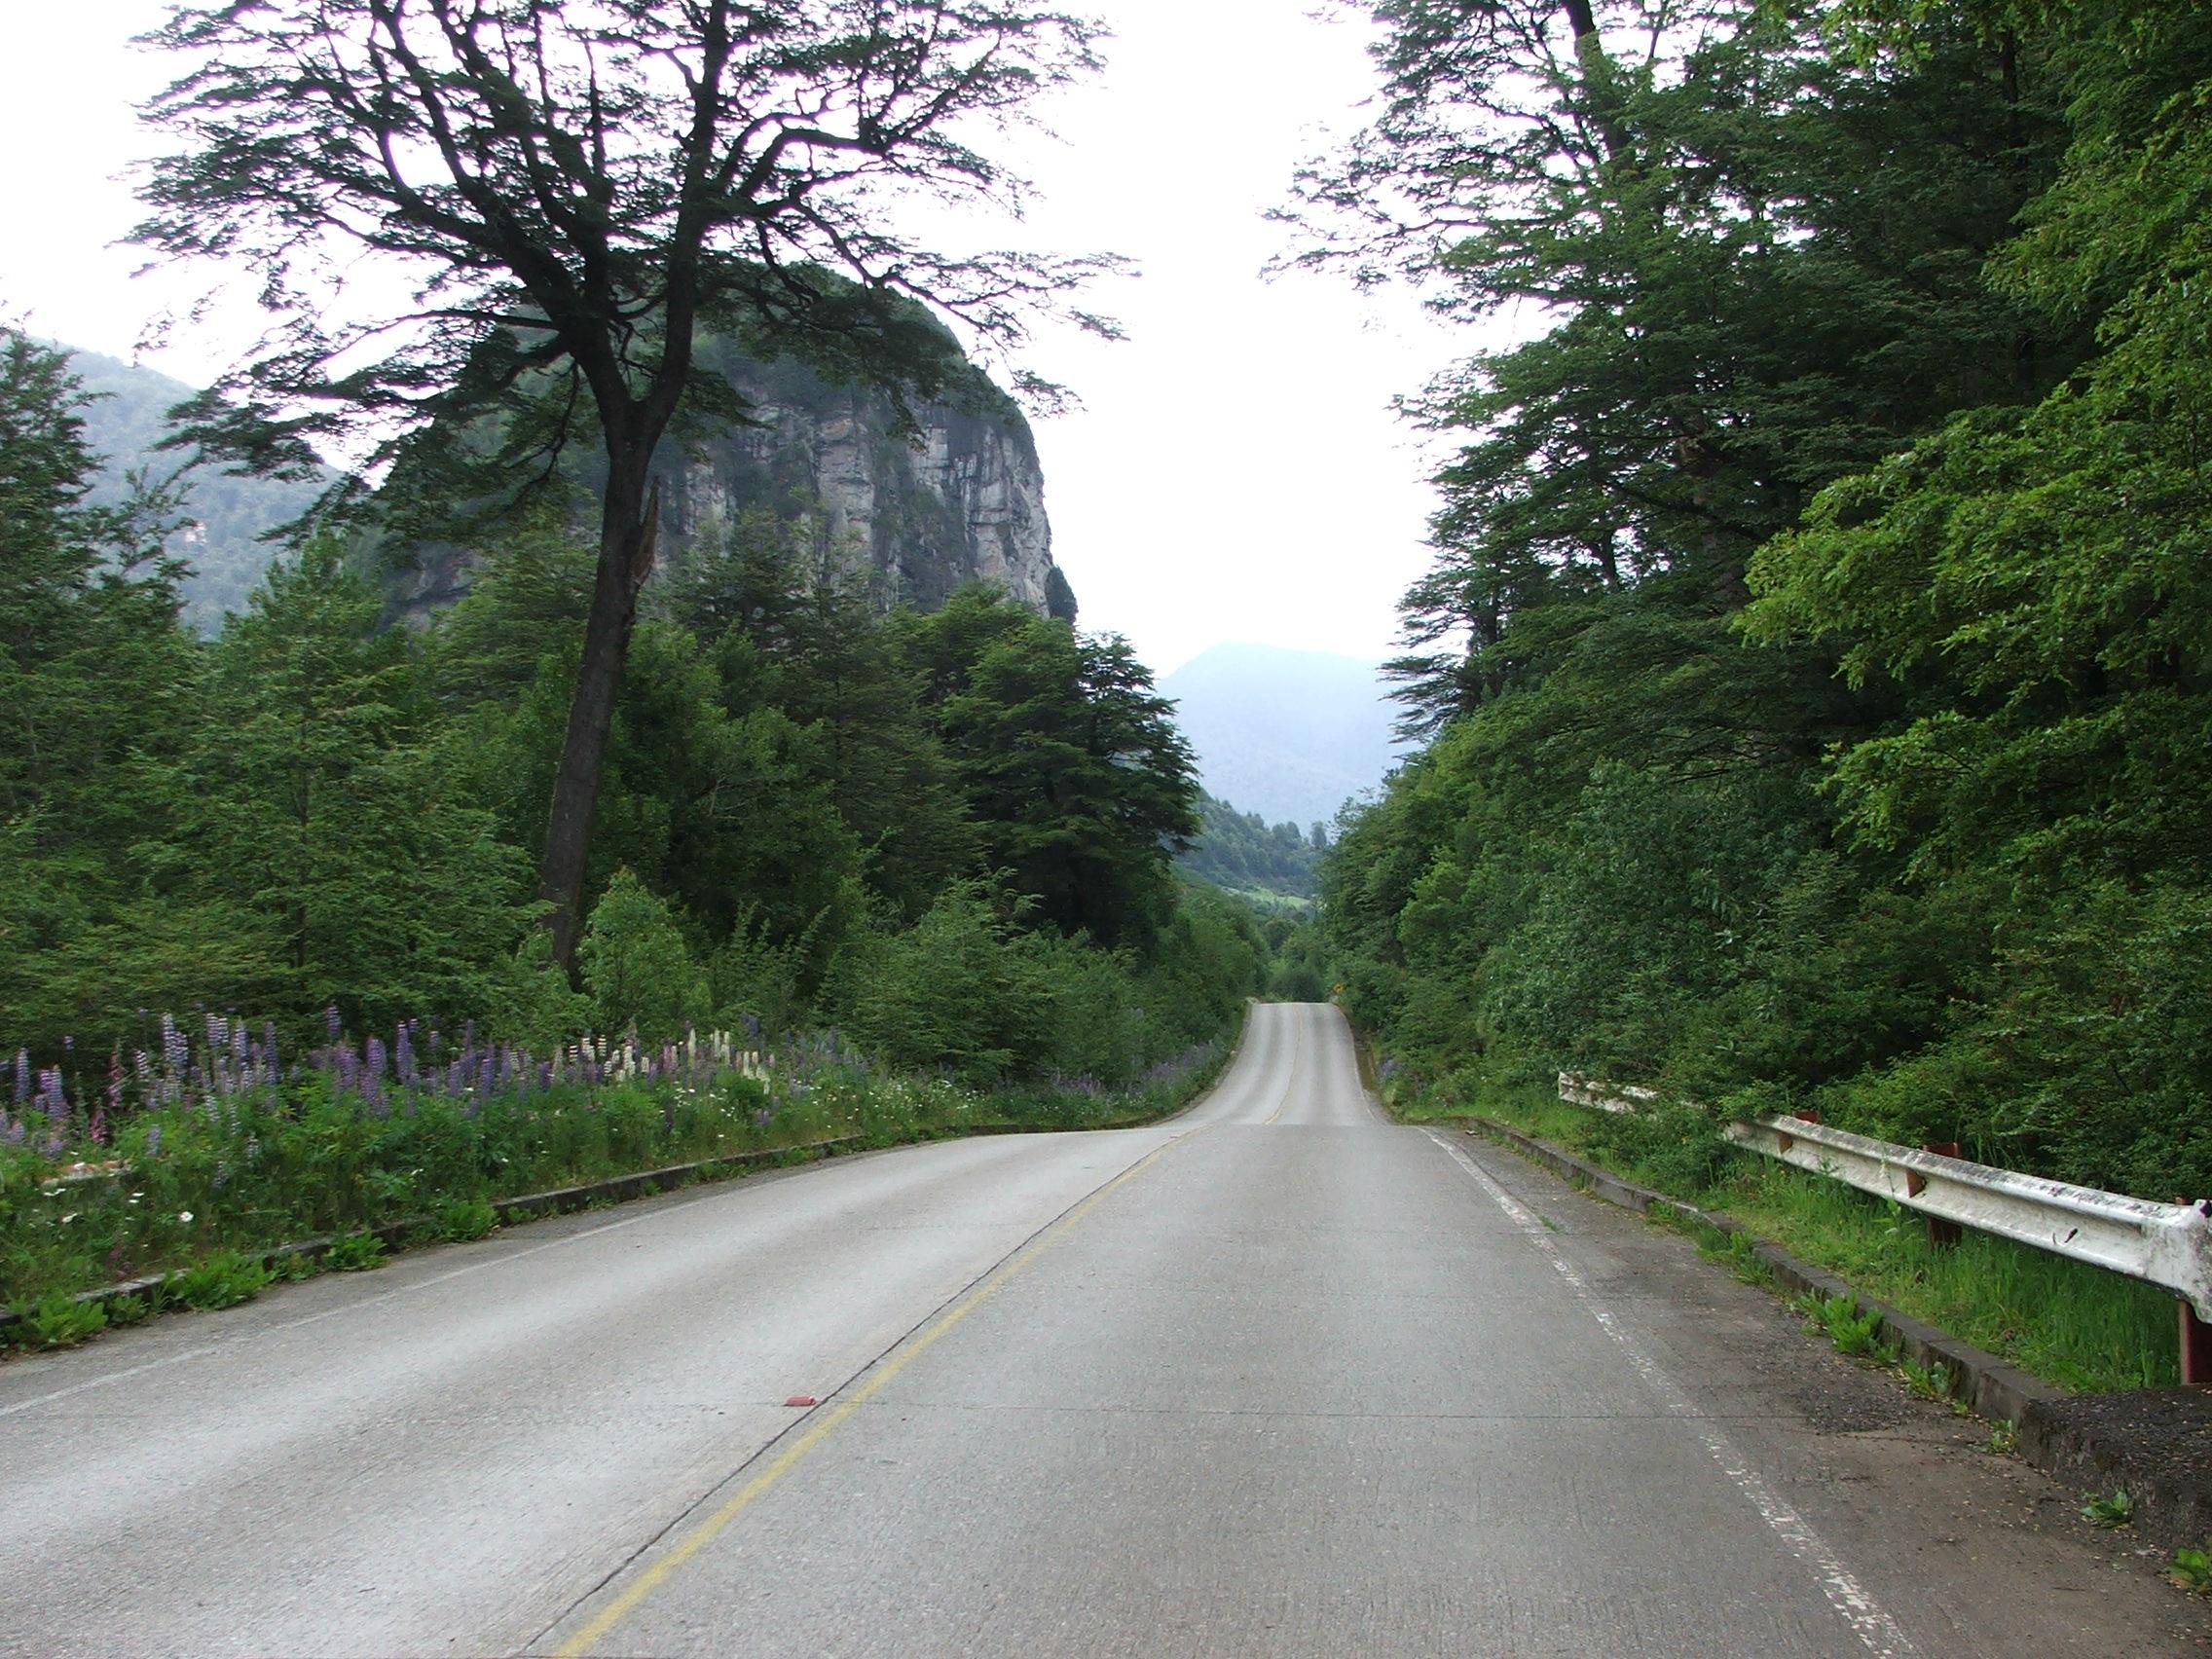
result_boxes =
[0,1135,864,1335]
[1461,1114,2212,1550]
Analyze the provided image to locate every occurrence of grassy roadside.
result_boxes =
[1384,1067,2178,1394]
[2,1018,1239,1354]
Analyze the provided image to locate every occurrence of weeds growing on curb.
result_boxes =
[9,1293,106,1349]
[2170,1542,2212,1595]
[437,1199,498,1242]
[1985,1419,2018,1454]
[1800,1291,1888,1359]
[323,1233,387,1272]
[1687,1219,1773,1288]
[166,1250,273,1311]
[1897,1357,1952,1402]
[2081,1488,2136,1530]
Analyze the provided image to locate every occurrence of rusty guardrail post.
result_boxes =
[1917,1144,1964,1248]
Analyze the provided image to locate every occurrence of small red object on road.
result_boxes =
[784,1395,819,1408]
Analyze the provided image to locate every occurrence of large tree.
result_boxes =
[134,0,1113,965]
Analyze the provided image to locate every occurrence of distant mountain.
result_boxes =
[56,345,333,630]
[1161,644,1406,830]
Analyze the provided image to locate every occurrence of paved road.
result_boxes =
[2,1004,2199,1656]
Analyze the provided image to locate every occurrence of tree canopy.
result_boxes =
[1307,0,2212,1201]
[134,0,1118,962]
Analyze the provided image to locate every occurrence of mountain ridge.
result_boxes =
[1161,643,1405,830]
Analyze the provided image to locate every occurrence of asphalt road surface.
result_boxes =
[3,1003,2200,1657]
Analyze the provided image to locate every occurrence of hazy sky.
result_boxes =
[0,1,1472,676]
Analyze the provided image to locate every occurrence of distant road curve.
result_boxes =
[1,1004,2194,1656]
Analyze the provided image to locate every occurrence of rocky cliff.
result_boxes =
[386,343,1073,623]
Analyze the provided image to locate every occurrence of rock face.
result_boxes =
[387,349,1073,623]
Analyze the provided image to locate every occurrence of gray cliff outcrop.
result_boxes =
[386,348,1073,623]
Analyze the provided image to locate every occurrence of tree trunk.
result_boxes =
[538,453,660,970]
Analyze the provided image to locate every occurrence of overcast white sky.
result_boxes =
[0,1,1474,676]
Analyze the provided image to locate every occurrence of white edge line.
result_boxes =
[1423,1128,1918,1659]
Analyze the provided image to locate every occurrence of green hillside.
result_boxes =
[1178,792,1323,902]
[57,345,330,628]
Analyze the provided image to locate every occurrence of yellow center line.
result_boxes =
[549,1128,1203,1658]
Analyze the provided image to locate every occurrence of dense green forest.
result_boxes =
[1178,793,1326,902]
[1311,0,2212,1200]
[0,328,1260,1105]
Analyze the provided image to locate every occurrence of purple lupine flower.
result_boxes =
[475,1055,493,1097]
[146,1124,163,1158]
[336,1047,358,1093]
[395,1022,414,1083]
[365,1036,387,1080]
[362,1073,387,1118]
[232,1020,248,1068]
[40,1068,68,1124]
[325,1005,342,1041]
[44,1132,64,1159]
[3,1117,24,1146]
[14,1049,28,1105]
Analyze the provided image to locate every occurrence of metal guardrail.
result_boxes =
[1558,1074,1653,1115]
[1557,1073,2212,1380]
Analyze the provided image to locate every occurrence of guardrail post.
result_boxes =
[2184,1300,2212,1388]
[1918,1144,1965,1249]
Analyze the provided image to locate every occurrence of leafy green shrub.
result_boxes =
[840,885,1044,1084]
[579,869,712,1043]
[484,932,591,1049]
